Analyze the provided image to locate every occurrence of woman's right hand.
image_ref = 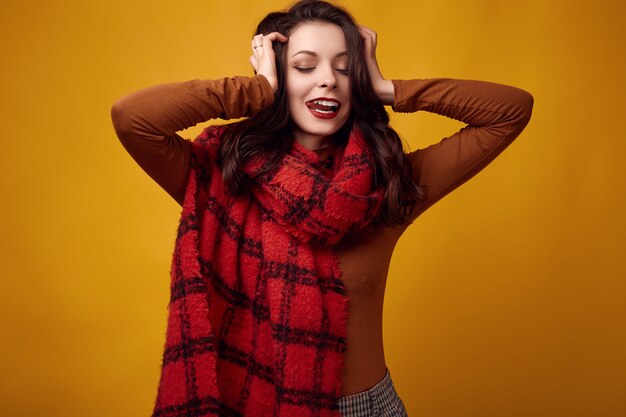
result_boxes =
[250,32,288,93]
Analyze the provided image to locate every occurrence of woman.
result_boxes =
[111,1,533,416]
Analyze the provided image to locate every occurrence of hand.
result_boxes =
[250,32,288,93]
[358,26,394,105]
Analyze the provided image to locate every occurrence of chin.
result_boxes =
[308,126,343,137]
[296,115,351,138]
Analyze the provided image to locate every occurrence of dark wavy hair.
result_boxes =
[217,0,426,225]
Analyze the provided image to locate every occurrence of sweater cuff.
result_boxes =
[391,79,411,113]
[254,74,276,109]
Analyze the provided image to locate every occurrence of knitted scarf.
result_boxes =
[152,125,383,417]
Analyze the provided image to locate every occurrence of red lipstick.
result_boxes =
[306,97,341,119]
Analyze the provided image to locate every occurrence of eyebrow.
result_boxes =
[291,50,349,58]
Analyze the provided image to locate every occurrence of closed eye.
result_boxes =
[293,67,349,75]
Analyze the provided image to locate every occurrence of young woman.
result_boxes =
[111,1,533,416]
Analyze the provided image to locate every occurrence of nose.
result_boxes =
[317,64,338,90]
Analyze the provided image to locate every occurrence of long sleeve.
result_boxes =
[392,78,533,218]
[110,75,275,205]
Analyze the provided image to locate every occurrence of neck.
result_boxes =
[293,130,333,152]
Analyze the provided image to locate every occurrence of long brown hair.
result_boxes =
[217,0,426,226]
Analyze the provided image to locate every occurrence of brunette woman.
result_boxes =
[111,1,533,416]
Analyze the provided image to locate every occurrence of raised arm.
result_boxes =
[358,26,533,219]
[392,78,533,217]
[110,75,275,205]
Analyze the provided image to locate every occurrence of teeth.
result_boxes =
[313,100,339,107]
[314,109,334,114]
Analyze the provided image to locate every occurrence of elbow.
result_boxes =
[510,88,534,135]
[110,96,135,140]
[520,89,534,125]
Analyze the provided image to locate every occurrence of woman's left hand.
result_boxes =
[358,26,394,105]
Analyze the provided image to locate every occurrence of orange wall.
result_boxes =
[1,1,624,416]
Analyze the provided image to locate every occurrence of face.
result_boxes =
[284,22,351,148]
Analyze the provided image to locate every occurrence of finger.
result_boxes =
[357,27,372,48]
[252,34,264,50]
[358,27,377,56]
[257,32,286,59]
[253,43,262,58]
[358,26,376,42]
[359,26,376,35]
[264,31,288,43]
[249,55,258,73]
[252,35,264,59]
[357,25,372,40]
[262,33,275,56]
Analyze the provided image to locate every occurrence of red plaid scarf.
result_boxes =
[152,125,383,417]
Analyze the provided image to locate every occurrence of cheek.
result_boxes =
[341,78,351,94]
[286,83,303,110]
[339,79,351,105]
[286,72,307,93]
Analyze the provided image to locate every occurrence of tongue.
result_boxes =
[308,102,336,111]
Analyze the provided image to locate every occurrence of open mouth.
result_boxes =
[306,98,341,115]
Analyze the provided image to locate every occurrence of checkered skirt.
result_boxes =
[338,370,408,417]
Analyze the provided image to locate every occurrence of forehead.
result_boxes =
[287,22,347,58]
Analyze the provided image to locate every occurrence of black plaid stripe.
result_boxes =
[164,230,203,412]
[175,211,199,241]
[152,397,221,417]
[235,262,271,412]
[277,386,338,410]
[153,397,241,417]
[272,236,299,412]
[162,335,215,365]
[170,276,209,303]
[199,258,255,311]
[290,144,322,168]
[261,202,346,244]
[338,153,374,177]
[313,290,332,412]
[273,178,330,227]
[217,340,274,383]
[258,161,330,226]
[205,196,264,259]
[189,146,213,190]
[271,323,346,351]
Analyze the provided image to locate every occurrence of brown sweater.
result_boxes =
[111,74,533,395]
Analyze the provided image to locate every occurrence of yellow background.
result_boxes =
[1,0,624,416]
